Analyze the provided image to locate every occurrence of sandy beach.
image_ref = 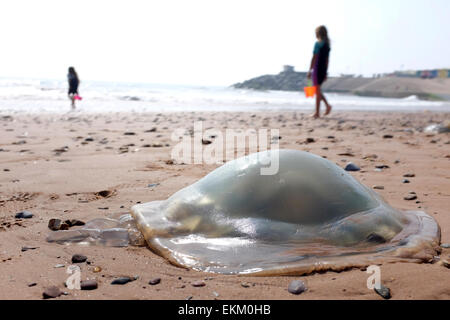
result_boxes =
[0,110,449,300]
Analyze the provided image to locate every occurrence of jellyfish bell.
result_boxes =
[131,149,441,275]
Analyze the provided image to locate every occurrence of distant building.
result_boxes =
[394,68,449,79]
[283,65,295,73]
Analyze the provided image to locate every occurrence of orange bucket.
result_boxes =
[304,85,316,98]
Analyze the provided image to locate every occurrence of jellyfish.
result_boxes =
[129,149,441,275]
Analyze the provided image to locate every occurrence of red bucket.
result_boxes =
[304,85,316,98]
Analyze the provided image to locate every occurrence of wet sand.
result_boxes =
[0,110,449,300]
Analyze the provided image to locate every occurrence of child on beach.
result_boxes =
[67,67,80,109]
[307,25,332,119]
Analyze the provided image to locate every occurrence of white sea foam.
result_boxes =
[0,77,448,114]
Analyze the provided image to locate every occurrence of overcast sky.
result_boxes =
[1,0,449,85]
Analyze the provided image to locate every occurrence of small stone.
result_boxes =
[241,282,251,288]
[72,254,87,263]
[344,163,360,172]
[372,185,384,190]
[441,243,450,249]
[383,134,394,139]
[147,183,160,188]
[15,211,33,219]
[288,280,307,295]
[28,282,37,287]
[124,132,136,135]
[80,279,98,290]
[402,179,410,184]
[404,194,417,201]
[21,246,38,252]
[65,219,85,227]
[201,139,212,145]
[148,278,161,285]
[111,277,134,285]
[375,165,389,169]
[54,264,65,268]
[43,286,62,299]
[191,281,206,287]
[403,173,415,178]
[48,219,70,231]
[145,127,157,132]
[374,285,391,299]
[305,137,315,144]
[93,266,102,273]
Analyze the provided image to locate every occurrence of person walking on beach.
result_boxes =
[67,67,80,109]
[307,25,332,119]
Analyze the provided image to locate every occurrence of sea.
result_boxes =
[0,77,449,114]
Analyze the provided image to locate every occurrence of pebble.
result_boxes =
[93,266,102,273]
[15,211,33,219]
[374,285,391,299]
[375,165,389,169]
[305,137,315,143]
[28,282,37,287]
[441,243,450,249]
[241,282,251,288]
[372,185,385,190]
[54,264,65,268]
[404,194,417,201]
[21,246,38,252]
[344,163,360,171]
[147,183,160,188]
[383,134,394,139]
[48,218,70,231]
[403,173,415,178]
[43,286,62,299]
[402,179,410,184]
[191,281,206,287]
[81,279,98,290]
[148,278,161,285]
[72,254,88,263]
[111,277,135,285]
[124,132,136,135]
[65,219,85,227]
[288,280,307,295]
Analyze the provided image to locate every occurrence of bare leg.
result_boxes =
[70,95,75,109]
[312,85,321,119]
[321,93,332,116]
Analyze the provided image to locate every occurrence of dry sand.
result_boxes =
[0,110,449,300]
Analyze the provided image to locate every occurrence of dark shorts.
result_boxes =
[312,68,327,86]
[68,85,78,95]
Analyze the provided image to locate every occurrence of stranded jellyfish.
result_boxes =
[129,150,440,275]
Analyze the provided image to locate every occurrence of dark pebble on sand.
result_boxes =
[344,163,360,172]
[111,277,134,285]
[145,127,157,132]
[375,165,390,169]
[124,132,136,135]
[148,183,160,188]
[72,254,87,263]
[43,286,62,299]
[374,285,391,299]
[403,173,415,178]
[65,219,85,227]
[149,278,161,285]
[191,281,206,287]
[288,280,307,295]
[48,218,70,231]
[305,137,315,143]
[80,280,98,290]
[15,211,33,219]
[28,282,37,287]
[383,134,394,139]
[402,179,410,184]
[404,194,417,201]
[21,246,38,252]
